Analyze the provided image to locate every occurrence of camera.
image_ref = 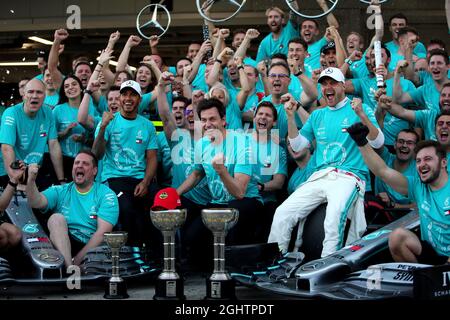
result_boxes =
[10,160,28,184]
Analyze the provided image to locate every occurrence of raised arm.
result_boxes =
[187,39,213,84]
[25,164,48,210]
[116,35,142,72]
[92,111,114,160]
[326,27,346,66]
[317,0,339,29]
[347,123,408,195]
[378,94,416,123]
[392,61,414,105]
[78,80,100,130]
[206,47,233,87]
[48,139,65,181]
[234,29,260,60]
[235,57,251,110]
[48,29,67,91]
[156,72,178,139]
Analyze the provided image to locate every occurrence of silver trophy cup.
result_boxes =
[103,231,129,299]
[150,209,187,300]
[202,208,239,300]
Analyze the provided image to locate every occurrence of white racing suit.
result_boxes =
[268,167,367,257]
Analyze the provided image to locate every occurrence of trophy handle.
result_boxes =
[196,0,247,23]
[136,4,171,40]
[359,0,389,4]
[285,0,339,19]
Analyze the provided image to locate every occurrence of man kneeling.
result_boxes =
[26,150,119,267]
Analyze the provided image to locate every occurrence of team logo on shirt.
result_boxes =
[39,124,47,137]
[136,130,143,144]
[89,206,98,219]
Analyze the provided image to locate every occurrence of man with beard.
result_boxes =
[301,0,339,70]
[25,150,119,267]
[374,129,418,209]
[256,3,301,63]
[176,98,263,245]
[259,62,317,145]
[435,111,450,170]
[385,14,427,71]
[347,124,449,265]
[156,72,211,267]
[344,47,416,149]
[92,80,159,248]
[379,82,450,141]
[249,101,287,242]
[394,50,450,112]
[268,67,384,257]
[0,79,65,189]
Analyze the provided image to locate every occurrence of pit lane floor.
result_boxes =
[0,272,295,300]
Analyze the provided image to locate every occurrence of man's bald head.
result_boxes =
[23,79,45,115]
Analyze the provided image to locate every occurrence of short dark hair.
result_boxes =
[368,44,391,59]
[268,61,291,76]
[176,57,193,65]
[76,149,98,168]
[414,140,446,161]
[435,109,450,126]
[397,26,419,38]
[288,37,309,52]
[74,61,92,73]
[389,13,408,25]
[255,101,278,121]
[197,98,225,119]
[428,49,449,65]
[172,96,191,108]
[397,129,419,143]
[107,85,120,99]
[428,39,446,51]
[232,28,246,38]
[270,53,288,62]
[301,19,319,29]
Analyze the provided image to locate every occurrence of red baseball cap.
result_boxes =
[151,187,182,210]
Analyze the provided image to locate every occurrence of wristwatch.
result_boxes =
[345,58,354,66]
[83,89,93,96]
[294,69,303,77]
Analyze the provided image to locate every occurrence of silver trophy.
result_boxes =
[150,209,187,300]
[202,208,239,300]
[104,231,129,299]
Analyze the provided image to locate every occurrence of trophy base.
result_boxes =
[205,278,236,300]
[104,280,129,299]
[153,278,186,300]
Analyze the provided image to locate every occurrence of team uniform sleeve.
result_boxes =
[41,185,62,213]
[97,187,119,227]
[145,121,159,150]
[0,108,17,146]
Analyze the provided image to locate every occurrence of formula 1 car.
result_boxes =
[0,191,159,288]
[227,205,448,300]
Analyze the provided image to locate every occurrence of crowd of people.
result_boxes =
[0,0,448,270]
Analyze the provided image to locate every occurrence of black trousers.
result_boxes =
[107,177,161,254]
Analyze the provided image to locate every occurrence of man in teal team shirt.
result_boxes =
[176,98,263,245]
[256,4,300,63]
[93,80,159,248]
[269,67,384,257]
[0,79,65,189]
[347,124,449,265]
[25,150,118,268]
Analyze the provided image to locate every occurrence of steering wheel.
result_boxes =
[136,4,171,39]
[285,0,339,19]
[196,0,247,23]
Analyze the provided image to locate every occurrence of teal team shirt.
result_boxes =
[287,153,317,195]
[414,108,440,140]
[194,131,262,204]
[407,175,450,257]
[375,148,416,205]
[43,182,119,244]
[385,40,427,73]
[0,104,57,175]
[95,113,158,182]
[249,135,287,203]
[351,76,416,145]
[300,98,380,186]
[256,21,298,63]
[168,129,211,206]
[157,132,173,188]
[410,71,441,111]
[43,92,60,109]
[53,103,89,158]
[304,37,328,71]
